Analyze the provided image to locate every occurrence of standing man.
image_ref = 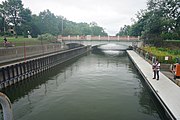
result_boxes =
[156,60,160,80]
[152,61,156,79]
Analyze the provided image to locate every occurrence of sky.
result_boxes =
[1,0,147,36]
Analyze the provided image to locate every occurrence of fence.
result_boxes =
[0,43,67,64]
[134,47,174,64]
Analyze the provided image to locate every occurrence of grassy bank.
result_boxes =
[0,36,48,46]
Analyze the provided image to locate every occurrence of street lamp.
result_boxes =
[61,18,63,35]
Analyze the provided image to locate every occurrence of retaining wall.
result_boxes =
[0,46,90,89]
[0,44,66,64]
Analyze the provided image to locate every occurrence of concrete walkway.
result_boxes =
[127,50,180,120]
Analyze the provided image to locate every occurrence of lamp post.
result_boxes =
[61,18,63,35]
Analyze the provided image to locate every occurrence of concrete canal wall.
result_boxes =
[0,46,90,89]
[0,44,66,64]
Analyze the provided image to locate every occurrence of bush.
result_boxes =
[142,46,180,64]
[0,31,14,37]
[38,33,56,41]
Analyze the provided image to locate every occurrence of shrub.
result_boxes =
[142,46,180,64]
[38,33,56,41]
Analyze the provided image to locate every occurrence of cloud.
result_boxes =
[0,0,147,35]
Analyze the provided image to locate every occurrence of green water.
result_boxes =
[1,45,169,120]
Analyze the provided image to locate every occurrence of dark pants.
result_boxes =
[153,70,156,78]
[156,71,159,80]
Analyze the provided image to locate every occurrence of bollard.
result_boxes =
[152,56,156,63]
[145,52,149,60]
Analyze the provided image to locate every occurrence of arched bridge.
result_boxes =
[60,36,142,51]
[63,40,142,51]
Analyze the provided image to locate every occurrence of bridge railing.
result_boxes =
[58,35,139,41]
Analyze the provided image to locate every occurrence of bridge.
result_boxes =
[59,35,140,41]
[59,35,142,50]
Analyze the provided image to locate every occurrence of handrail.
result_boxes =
[0,92,13,120]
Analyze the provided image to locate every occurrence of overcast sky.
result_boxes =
[1,0,147,35]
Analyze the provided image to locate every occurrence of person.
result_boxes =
[3,36,7,47]
[4,36,7,43]
[152,61,156,79]
[155,60,160,80]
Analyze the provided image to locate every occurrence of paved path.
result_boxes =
[127,50,180,120]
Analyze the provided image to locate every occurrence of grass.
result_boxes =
[0,36,37,41]
[0,36,48,46]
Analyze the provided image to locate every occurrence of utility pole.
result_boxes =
[62,18,63,35]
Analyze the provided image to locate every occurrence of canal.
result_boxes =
[1,44,169,120]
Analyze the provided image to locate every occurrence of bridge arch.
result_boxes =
[63,40,136,46]
[63,39,142,51]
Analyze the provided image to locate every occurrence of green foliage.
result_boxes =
[142,46,180,63]
[116,25,130,36]
[117,0,180,42]
[62,21,107,36]
[0,0,24,37]
[37,10,60,35]
[0,0,108,37]
[37,33,56,41]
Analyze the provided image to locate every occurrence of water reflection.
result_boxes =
[0,47,169,120]
[0,57,82,103]
[123,54,168,120]
[98,43,128,50]
[92,46,168,120]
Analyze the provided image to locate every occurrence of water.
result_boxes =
[1,44,168,120]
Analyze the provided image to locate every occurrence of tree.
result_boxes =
[0,4,8,35]
[0,1,108,37]
[30,14,41,37]
[18,8,32,36]
[117,0,180,43]
[116,25,131,36]
[38,9,59,35]
[57,16,65,35]
[0,11,5,34]
[90,22,107,36]
[79,22,92,35]
[1,0,24,37]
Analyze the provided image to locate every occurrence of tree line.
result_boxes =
[0,0,108,38]
[116,0,180,43]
